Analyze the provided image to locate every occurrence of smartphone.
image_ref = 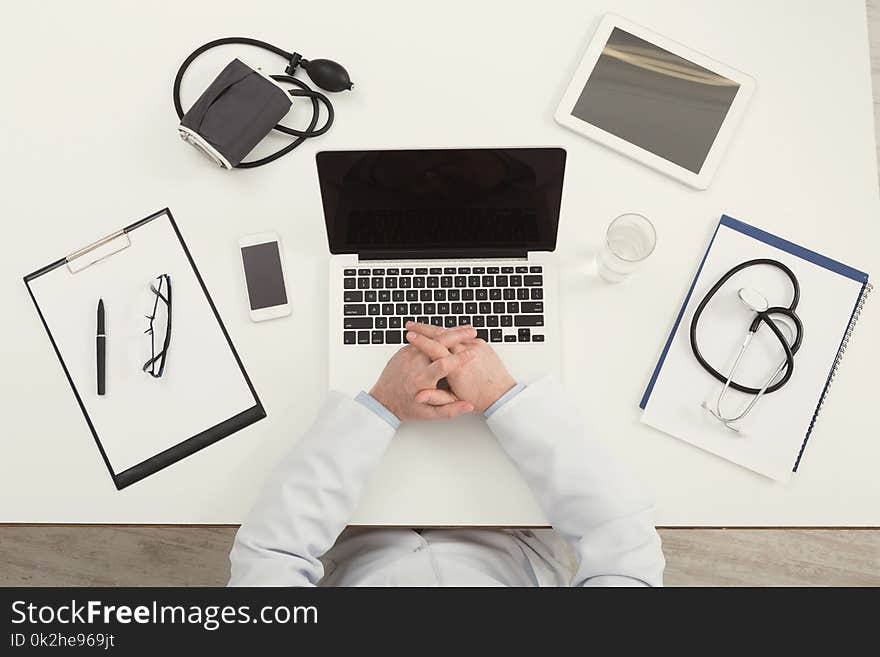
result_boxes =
[238,232,292,321]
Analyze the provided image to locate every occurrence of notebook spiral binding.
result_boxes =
[795,281,873,470]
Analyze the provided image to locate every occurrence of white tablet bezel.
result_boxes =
[554,14,755,189]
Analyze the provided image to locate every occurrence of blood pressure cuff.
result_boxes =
[179,58,292,168]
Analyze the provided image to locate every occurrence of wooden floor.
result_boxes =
[2,4,880,587]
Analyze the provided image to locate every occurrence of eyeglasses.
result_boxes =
[143,274,172,378]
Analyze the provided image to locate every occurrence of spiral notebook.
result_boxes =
[640,215,871,481]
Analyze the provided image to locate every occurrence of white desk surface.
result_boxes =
[2,0,878,525]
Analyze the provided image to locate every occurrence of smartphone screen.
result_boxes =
[241,241,288,310]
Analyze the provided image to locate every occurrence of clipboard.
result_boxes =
[24,208,266,490]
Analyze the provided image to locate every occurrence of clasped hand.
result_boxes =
[369,322,516,422]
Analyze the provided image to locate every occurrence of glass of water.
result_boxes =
[596,213,657,283]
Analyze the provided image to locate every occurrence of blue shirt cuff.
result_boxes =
[355,391,401,430]
[483,383,526,418]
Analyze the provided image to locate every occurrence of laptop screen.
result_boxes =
[316,148,566,256]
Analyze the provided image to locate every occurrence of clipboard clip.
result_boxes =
[65,229,132,274]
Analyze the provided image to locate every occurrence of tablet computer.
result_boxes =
[555,15,755,189]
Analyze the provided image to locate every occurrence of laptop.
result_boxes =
[318,147,566,525]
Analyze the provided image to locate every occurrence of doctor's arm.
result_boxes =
[229,333,476,587]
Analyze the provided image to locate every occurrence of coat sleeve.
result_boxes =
[486,377,665,586]
[229,392,395,586]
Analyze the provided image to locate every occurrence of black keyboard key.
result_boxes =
[482,275,494,287]
[479,302,491,314]
[385,277,397,288]
[417,316,429,324]
[504,334,517,342]
[434,289,447,301]
[465,302,478,314]
[430,316,443,327]
[489,289,502,300]
[521,302,543,313]
[458,267,471,274]
[458,316,471,325]
[390,317,402,328]
[454,275,466,287]
[387,268,399,275]
[345,317,373,330]
[496,275,508,287]
[515,266,528,273]
[399,277,411,288]
[344,331,356,344]
[344,291,363,302]
[451,302,463,314]
[517,288,529,300]
[416,268,428,275]
[468,276,480,287]
[401,268,414,275]
[473,267,485,274]
[368,304,380,316]
[490,329,503,342]
[427,276,439,288]
[530,265,542,273]
[424,303,436,314]
[413,277,425,288]
[531,288,543,300]
[379,290,391,302]
[487,315,499,327]
[344,304,367,316]
[501,266,514,273]
[393,290,404,301]
[375,317,388,329]
[396,303,408,315]
[357,277,369,289]
[372,268,385,276]
[531,334,545,342]
[444,267,456,274]
[430,267,442,275]
[440,276,453,288]
[514,315,544,327]
[438,303,450,314]
[444,316,457,328]
[385,330,402,344]
[476,289,488,301]
[518,328,531,342]
[503,289,515,300]
[358,268,370,275]
[410,303,422,314]
[371,330,384,344]
[403,316,415,326]
[344,268,356,276]
[500,315,513,327]
[365,291,377,302]
[382,303,395,315]
[344,278,356,289]
[357,330,370,344]
[371,277,384,288]
[510,275,522,287]
[507,302,519,313]
[493,302,505,314]
[472,316,485,327]
[420,290,432,301]
[462,289,475,301]
[448,289,461,301]
[487,266,499,274]
[476,328,489,341]
[524,275,543,286]
[406,290,419,301]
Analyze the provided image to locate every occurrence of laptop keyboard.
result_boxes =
[342,265,545,345]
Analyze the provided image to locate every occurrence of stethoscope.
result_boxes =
[690,259,804,432]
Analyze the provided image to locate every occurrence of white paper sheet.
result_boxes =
[641,220,866,481]
[28,211,257,473]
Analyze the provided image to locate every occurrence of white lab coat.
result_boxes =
[229,377,665,587]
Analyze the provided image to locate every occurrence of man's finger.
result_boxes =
[407,325,476,357]
[419,350,475,387]
[419,400,474,420]
[415,388,458,405]
[403,321,445,340]
[406,330,450,360]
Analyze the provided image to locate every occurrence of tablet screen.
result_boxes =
[571,28,740,174]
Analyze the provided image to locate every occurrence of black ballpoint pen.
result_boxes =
[97,298,106,396]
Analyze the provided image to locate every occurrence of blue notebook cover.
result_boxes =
[639,214,870,472]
